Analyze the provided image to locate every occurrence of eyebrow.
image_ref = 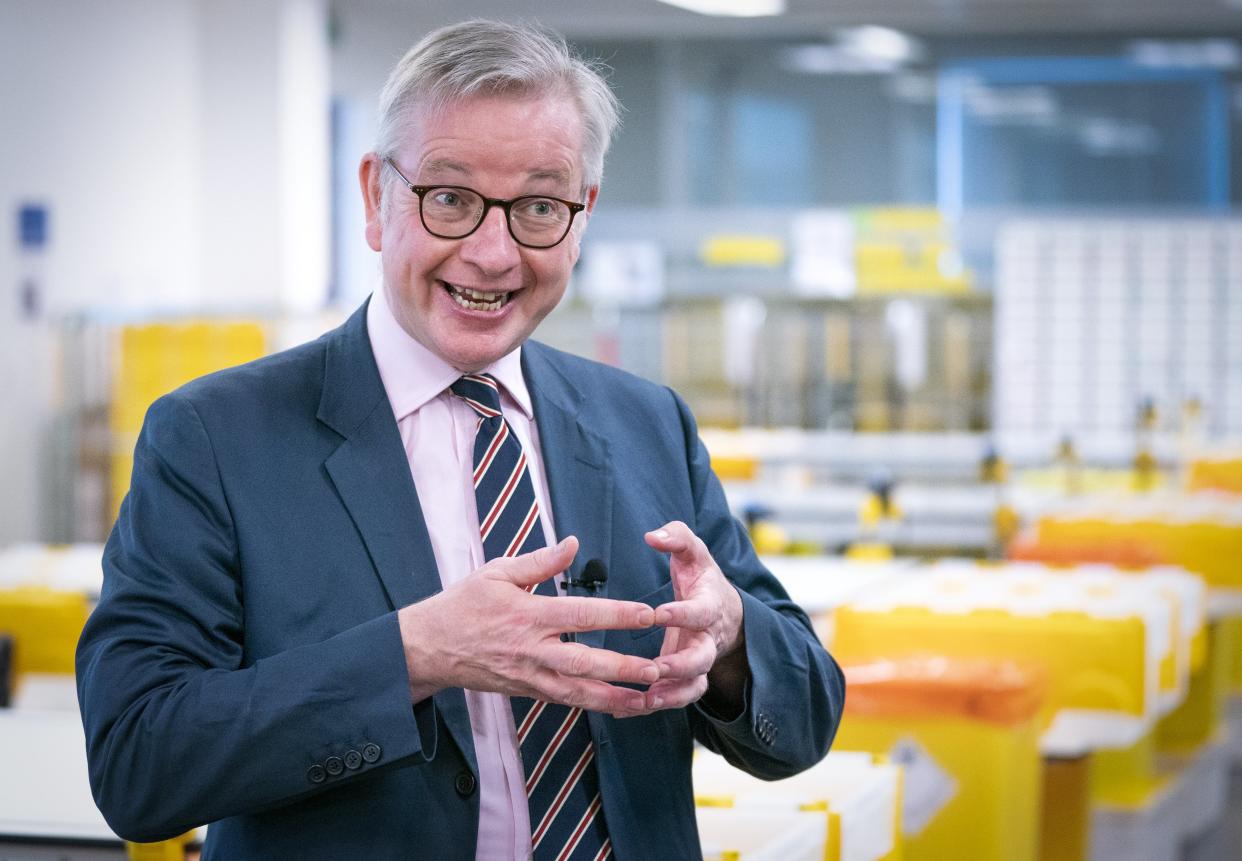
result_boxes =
[418,160,574,189]
[527,167,573,185]
[420,158,470,178]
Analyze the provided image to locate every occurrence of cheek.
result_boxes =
[385,235,448,287]
[532,250,576,299]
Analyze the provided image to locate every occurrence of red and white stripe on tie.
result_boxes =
[522,706,584,794]
[450,373,612,861]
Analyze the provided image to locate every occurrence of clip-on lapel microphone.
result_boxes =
[560,558,608,596]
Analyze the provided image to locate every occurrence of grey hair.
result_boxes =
[375,19,620,196]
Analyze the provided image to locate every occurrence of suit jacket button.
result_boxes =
[325,755,344,776]
[307,764,327,784]
[344,749,363,770]
[362,742,382,763]
[455,771,477,798]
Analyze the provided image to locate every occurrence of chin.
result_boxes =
[443,343,511,373]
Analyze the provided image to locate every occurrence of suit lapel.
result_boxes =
[317,300,476,774]
[524,344,614,650]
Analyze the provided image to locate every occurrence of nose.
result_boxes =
[456,204,521,275]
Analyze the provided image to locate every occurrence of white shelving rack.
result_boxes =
[994,218,1242,437]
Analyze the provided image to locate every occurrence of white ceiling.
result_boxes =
[348,0,1242,38]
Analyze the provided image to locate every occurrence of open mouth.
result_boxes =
[443,282,512,312]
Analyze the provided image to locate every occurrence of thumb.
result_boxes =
[490,535,579,589]
[644,521,704,565]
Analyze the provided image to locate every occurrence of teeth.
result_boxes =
[445,283,509,311]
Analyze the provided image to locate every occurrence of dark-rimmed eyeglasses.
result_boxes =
[383,157,585,250]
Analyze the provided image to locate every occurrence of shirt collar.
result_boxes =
[366,290,533,421]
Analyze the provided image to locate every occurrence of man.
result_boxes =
[77,19,844,861]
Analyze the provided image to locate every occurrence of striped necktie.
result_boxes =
[450,373,613,861]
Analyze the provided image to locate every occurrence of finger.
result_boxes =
[606,705,656,720]
[653,632,716,680]
[643,674,709,711]
[653,597,716,630]
[644,521,710,565]
[538,595,655,633]
[533,672,648,715]
[488,535,578,589]
[540,641,660,686]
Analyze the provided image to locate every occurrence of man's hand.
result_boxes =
[398,536,660,717]
[644,522,748,716]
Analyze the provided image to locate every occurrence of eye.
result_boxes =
[519,198,559,218]
[430,189,464,207]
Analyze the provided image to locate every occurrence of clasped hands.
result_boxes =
[398,522,745,718]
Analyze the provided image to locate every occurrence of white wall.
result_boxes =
[200,0,331,314]
[328,4,404,309]
[1,1,203,314]
[0,0,331,541]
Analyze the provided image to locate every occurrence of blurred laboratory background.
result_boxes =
[3,0,1242,859]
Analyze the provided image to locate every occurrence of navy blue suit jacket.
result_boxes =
[76,301,844,860]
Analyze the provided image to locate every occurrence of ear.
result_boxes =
[567,185,600,267]
[359,153,384,252]
[574,185,600,236]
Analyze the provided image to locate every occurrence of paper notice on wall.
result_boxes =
[885,299,928,392]
[722,296,766,387]
[791,210,855,298]
[889,735,957,836]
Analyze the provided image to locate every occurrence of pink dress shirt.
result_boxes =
[367,291,557,860]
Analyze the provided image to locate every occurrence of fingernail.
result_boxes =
[641,666,659,683]
[650,696,664,709]
[638,608,654,627]
[652,529,670,540]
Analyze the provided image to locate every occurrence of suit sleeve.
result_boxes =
[75,393,438,843]
[668,390,846,778]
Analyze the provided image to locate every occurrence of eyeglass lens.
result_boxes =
[421,187,572,247]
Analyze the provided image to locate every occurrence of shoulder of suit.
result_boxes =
[525,339,672,401]
[168,330,332,412]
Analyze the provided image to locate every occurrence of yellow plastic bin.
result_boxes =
[1221,609,1242,695]
[830,657,1045,861]
[126,831,198,861]
[831,562,1173,734]
[1035,496,1242,591]
[0,587,91,675]
[1186,451,1242,494]
[694,749,902,861]
[110,319,266,522]
[1089,729,1168,808]
[0,543,105,596]
[1157,616,1235,753]
[697,806,827,861]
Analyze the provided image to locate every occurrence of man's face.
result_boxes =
[361,92,597,372]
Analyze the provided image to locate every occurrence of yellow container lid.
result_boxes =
[843,657,1045,726]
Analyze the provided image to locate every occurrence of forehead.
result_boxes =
[400,92,585,189]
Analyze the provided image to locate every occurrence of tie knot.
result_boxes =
[450,373,503,418]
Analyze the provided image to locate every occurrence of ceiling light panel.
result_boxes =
[653,0,785,17]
